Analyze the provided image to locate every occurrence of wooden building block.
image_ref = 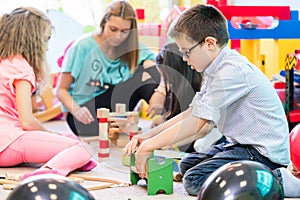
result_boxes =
[130,152,173,195]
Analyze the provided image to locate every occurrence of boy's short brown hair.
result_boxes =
[169,4,229,47]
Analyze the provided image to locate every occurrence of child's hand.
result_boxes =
[147,91,165,117]
[147,104,164,118]
[123,135,143,155]
[135,149,152,179]
[150,115,164,128]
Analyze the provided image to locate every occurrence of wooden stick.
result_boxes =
[109,122,120,127]
[85,183,114,191]
[2,184,16,190]
[0,179,19,185]
[5,173,21,181]
[68,177,84,184]
[68,174,131,186]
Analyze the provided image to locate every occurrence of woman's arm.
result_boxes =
[56,72,93,124]
[15,80,48,131]
[56,72,77,113]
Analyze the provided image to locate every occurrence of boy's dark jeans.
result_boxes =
[180,140,285,196]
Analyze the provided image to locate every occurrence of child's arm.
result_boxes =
[134,111,208,178]
[163,122,214,149]
[15,80,48,131]
[124,107,193,154]
[147,66,166,119]
[141,113,207,152]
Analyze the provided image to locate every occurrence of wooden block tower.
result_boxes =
[97,108,110,160]
[97,103,139,161]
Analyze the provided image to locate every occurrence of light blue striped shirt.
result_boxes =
[190,46,290,165]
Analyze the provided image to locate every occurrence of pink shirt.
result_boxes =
[0,56,36,152]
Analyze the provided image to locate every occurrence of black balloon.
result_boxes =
[197,160,284,200]
[7,174,95,200]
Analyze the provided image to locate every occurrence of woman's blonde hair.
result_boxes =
[0,7,52,83]
[100,0,139,70]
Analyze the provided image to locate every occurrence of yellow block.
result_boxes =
[134,99,151,120]
[122,148,130,166]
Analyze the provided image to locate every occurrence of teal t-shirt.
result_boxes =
[61,33,155,112]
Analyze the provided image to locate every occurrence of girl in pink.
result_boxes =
[0,7,96,181]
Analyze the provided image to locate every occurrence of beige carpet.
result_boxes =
[0,119,195,200]
[0,119,299,200]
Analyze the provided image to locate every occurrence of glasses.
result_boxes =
[180,39,205,59]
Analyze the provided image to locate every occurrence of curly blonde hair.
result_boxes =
[0,7,52,83]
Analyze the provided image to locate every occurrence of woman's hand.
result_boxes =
[72,106,94,125]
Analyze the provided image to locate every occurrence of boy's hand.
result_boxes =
[123,135,143,155]
[135,149,152,179]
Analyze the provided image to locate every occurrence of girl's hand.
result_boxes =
[147,91,165,117]
[147,104,164,118]
[150,115,164,128]
[72,106,94,125]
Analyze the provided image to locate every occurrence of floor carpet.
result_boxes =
[0,119,299,200]
[0,119,196,200]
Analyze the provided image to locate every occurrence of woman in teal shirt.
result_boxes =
[56,1,159,136]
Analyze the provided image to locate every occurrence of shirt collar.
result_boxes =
[204,45,230,77]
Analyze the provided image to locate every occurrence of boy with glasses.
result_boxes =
[124,4,300,197]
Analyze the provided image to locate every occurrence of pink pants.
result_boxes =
[0,132,93,176]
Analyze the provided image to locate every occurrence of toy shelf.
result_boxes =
[228,10,300,40]
[284,52,300,129]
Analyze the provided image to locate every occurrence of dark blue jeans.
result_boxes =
[179,140,285,196]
